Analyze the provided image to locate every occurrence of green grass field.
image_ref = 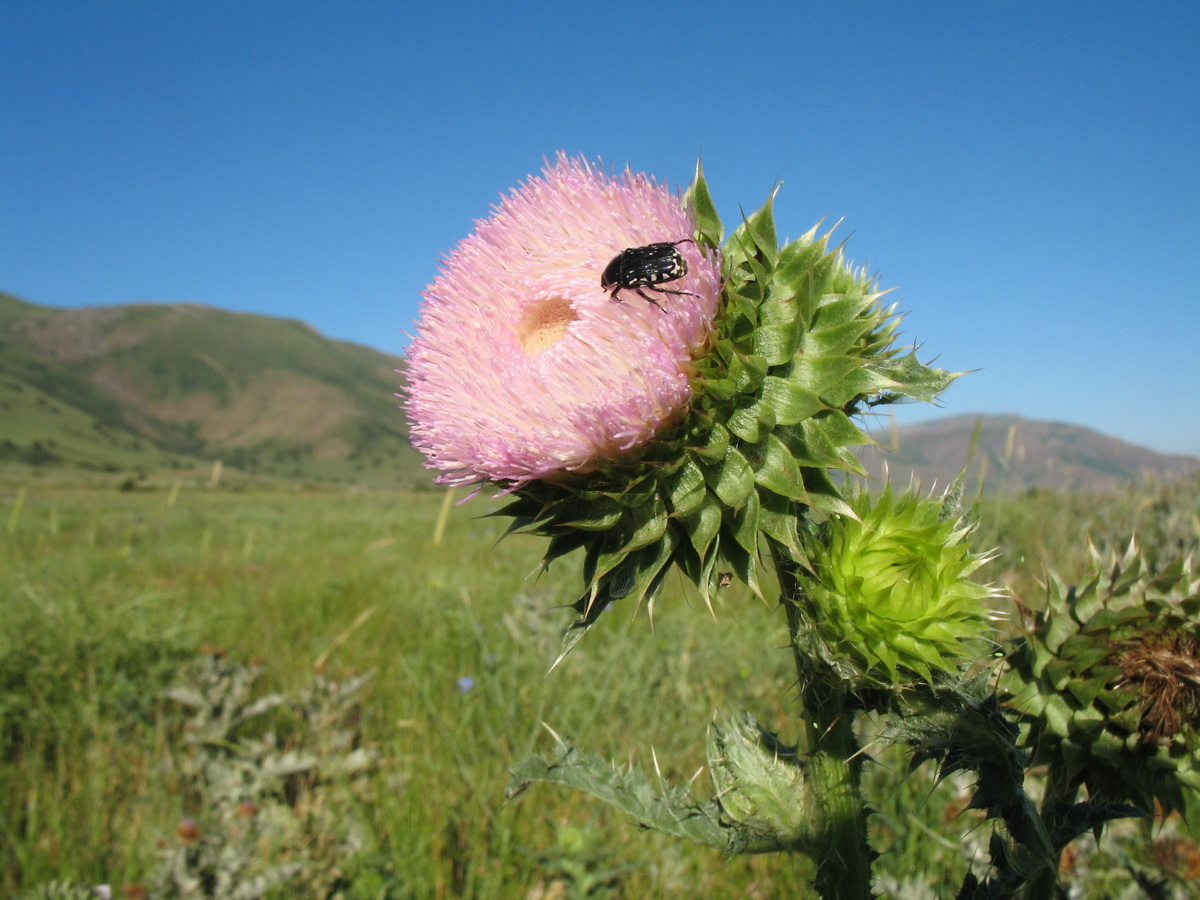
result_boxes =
[2,475,1197,898]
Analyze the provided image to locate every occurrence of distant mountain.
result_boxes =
[856,414,1199,494]
[0,293,425,487]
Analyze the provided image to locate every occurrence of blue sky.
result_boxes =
[3,2,1198,454]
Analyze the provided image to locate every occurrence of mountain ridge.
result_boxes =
[856,412,1198,494]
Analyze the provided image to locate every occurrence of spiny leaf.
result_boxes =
[507,740,731,850]
[684,157,723,248]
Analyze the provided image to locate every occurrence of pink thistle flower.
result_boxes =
[404,153,721,487]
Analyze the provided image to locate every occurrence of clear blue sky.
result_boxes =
[3,2,1198,454]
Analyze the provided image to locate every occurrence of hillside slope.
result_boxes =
[0,293,423,486]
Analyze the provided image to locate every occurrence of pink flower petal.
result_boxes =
[404,153,720,486]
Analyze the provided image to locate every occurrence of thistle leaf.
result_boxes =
[506,740,730,851]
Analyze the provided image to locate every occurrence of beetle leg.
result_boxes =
[635,287,667,312]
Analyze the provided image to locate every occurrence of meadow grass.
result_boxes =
[973,475,1200,602]
[2,475,1196,898]
[1,484,817,897]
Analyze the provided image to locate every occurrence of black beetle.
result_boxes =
[600,239,697,309]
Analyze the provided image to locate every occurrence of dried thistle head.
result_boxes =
[1109,629,1200,747]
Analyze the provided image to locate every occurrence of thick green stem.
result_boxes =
[1020,765,1074,900]
[774,543,874,900]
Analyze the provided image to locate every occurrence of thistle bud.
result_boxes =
[793,484,999,688]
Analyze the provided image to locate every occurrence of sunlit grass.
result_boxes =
[2,474,1196,897]
[1,485,809,896]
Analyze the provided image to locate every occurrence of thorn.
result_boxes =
[548,647,569,674]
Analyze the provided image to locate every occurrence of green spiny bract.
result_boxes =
[1003,542,1200,834]
[791,483,1000,691]
[495,162,956,659]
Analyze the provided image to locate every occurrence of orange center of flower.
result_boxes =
[517,296,578,354]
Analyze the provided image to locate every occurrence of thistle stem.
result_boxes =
[1021,765,1073,900]
[773,542,874,900]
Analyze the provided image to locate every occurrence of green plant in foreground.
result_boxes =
[146,651,375,899]
[19,647,381,899]
[793,484,998,687]
[403,154,1200,898]
[1003,542,1200,896]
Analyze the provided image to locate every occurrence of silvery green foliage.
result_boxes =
[507,739,731,852]
[704,714,821,855]
[148,651,378,899]
[507,714,823,857]
[18,881,105,900]
[19,653,377,900]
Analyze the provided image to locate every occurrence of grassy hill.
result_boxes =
[0,293,425,488]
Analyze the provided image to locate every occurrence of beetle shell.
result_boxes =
[600,239,697,308]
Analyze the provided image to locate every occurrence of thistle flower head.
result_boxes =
[794,484,998,687]
[404,153,721,487]
[404,156,956,660]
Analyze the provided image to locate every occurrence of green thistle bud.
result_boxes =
[1003,543,1200,833]
[792,484,999,688]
